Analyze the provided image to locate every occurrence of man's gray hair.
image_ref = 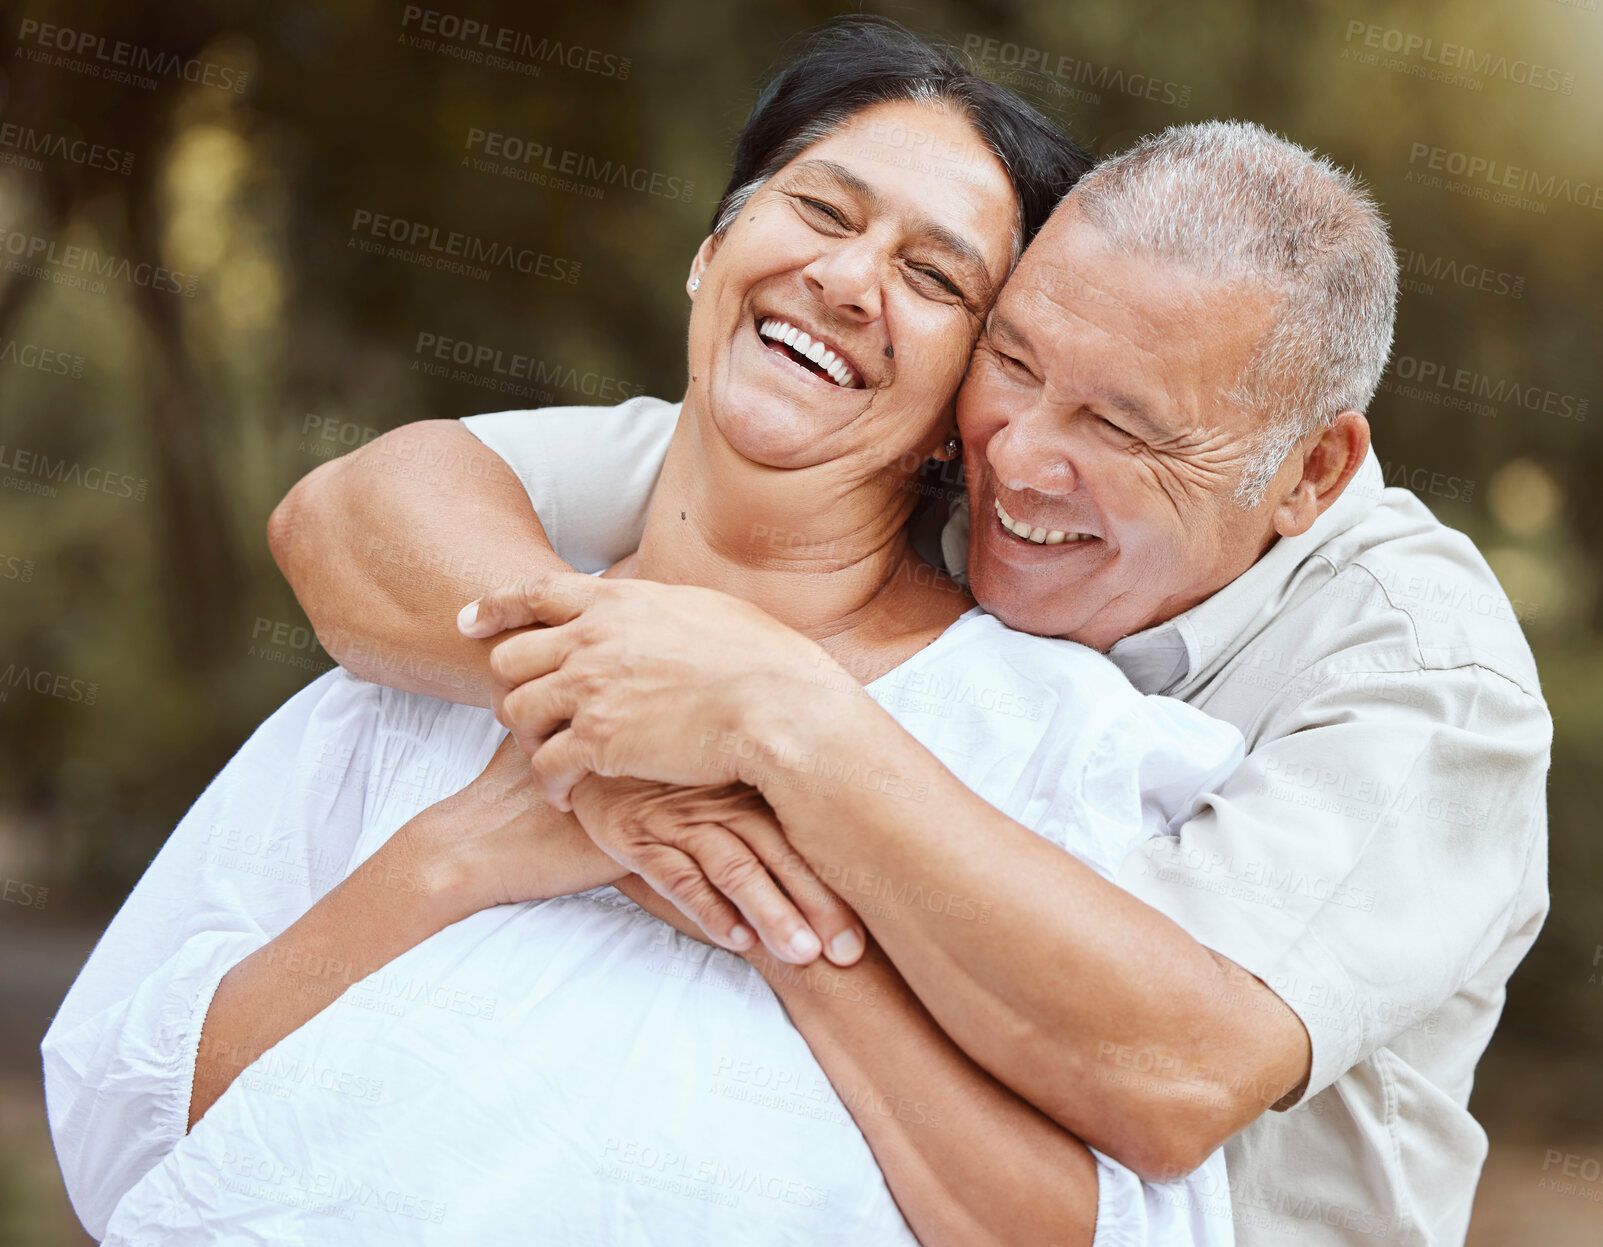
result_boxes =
[1069,121,1398,505]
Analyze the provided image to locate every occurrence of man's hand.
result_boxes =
[572,776,866,966]
[464,572,859,807]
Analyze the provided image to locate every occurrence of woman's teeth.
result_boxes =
[994,497,1090,545]
[758,318,861,388]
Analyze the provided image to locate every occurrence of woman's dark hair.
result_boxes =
[710,18,1092,254]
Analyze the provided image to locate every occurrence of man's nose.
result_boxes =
[803,239,882,323]
[988,415,1079,496]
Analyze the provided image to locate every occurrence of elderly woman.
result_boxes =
[47,23,1241,1247]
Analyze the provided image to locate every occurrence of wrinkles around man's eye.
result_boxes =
[994,347,1032,377]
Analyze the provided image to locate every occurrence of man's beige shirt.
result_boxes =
[467,399,1552,1246]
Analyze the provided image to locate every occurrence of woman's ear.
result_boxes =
[927,396,961,461]
[687,234,723,296]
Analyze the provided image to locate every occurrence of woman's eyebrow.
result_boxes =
[788,159,879,203]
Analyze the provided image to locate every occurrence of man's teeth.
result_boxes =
[758,318,860,388]
[994,497,1091,545]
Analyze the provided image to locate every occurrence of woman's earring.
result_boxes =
[689,277,700,292]
[943,435,960,458]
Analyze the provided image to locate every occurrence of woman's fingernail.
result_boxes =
[787,929,822,962]
[828,929,864,965]
[728,924,754,950]
[457,600,481,634]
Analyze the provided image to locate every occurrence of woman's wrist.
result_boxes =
[744,935,891,1014]
[374,802,497,927]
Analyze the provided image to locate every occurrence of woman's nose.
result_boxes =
[803,241,882,323]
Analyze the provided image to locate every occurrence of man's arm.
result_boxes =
[744,714,1311,1181]
[268,420,568,705]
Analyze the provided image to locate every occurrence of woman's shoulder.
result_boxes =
[900,610,1134,697]
[869,610,1131,748]
[460,394,680,457]
[283,669,503,788]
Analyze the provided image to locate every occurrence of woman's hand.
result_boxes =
[572,775,866,966]
[412,736,628,917]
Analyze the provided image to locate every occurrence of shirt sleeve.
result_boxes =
[41,670,383,1238]
[1115,664,1552,1105]
[1091,1145,1235,1247]
[1022,670,1246,882]
[461,396,679,573]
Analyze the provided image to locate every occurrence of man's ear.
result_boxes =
[1272,411,1370,538]
[687,234,723,296]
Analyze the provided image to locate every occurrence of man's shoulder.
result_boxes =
[1298,486,1543,700]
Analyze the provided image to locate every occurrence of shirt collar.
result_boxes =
[1107,448,1385,694]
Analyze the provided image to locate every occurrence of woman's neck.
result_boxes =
[617,397,954,653]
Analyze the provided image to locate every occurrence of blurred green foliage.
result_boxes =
[0,0,1599,1137]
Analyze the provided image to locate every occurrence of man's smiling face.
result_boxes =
[958,200,1292,651]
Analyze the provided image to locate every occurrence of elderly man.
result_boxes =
[273,122,1549,1245]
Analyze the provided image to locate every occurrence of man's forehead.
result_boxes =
[995,222,1275,356]
[1008,222,1154,310]
[987,242,1167,348]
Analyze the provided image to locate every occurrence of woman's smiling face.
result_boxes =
[683,99,1019,478]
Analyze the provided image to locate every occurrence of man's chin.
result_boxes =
[971,581,1069,641]
[968,566,1109,646]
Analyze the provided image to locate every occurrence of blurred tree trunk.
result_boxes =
[135,268,247,664]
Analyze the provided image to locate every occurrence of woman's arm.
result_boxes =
[615,877,1102,1247]
[43,675,391,1236]
[190,746,866,1126]
[189,746,627,1126]
[268,420,568,706]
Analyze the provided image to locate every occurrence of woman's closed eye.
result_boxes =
[791,192,970,306]
[906,262,963,300]
[796,195,849,229]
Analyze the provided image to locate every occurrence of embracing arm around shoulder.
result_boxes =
[268,420,568,706]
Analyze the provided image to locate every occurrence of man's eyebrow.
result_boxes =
[1090,386,1164,436]
[987,310,1029,350]
[987,312,1167,435]
[789,159,995,300]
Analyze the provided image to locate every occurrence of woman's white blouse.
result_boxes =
[45,609,1245,1246]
